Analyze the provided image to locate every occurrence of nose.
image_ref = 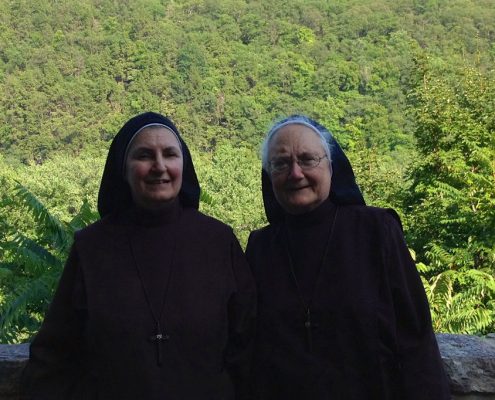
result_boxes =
[152,155,167,172]
[288,160,304,179]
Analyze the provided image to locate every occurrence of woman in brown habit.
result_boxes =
[23,112,256,400]
[246,115,450,400]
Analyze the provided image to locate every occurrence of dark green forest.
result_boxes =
[0,0,494,342]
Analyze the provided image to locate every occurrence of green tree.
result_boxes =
[419,264,495,334]
[404,62,495,334]
[192,141,266,247]
[0,180,97,343]
[405,64,495,272]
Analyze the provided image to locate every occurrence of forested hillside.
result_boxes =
[0,0,494,342]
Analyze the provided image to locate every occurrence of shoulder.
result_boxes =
[337,204,403,231]
[181,208,236,239]
[73,214,133,254]
[246,223,281,258]
[247,223,276,243]
[74,215,115,241]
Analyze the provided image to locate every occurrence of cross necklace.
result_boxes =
[283,206,338,353]
[128,231,177,367]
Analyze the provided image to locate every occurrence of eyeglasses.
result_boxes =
[269,155,328,173]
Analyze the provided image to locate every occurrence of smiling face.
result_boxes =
[268,124,331,215]
[125,126,183,210]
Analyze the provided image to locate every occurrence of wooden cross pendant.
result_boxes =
[305,309,318,353]
[149,330,169,366]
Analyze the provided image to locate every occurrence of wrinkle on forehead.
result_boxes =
[268,124,327,157]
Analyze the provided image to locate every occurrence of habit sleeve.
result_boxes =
[22,245,90,400]
[383,211,451,400]
[224,236,257,400]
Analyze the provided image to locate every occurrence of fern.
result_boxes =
[0,182,96,343]
[433,181,461,198]
[423,268,495,334]
[0,274,55,342]
[5,232,63,274]
[68,199,99,232]
[12,182,72,254]
[424,243,454,273]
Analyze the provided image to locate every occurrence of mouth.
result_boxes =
[286,185,309,192]
[145,178,171,185]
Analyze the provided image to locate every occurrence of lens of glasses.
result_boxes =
[270,155,326,172]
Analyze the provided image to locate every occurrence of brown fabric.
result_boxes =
[23,206,256,400]
[246,204,450,400]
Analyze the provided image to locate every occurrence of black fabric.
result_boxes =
[97,112,200,217]
[22,206,256,400]
[246,205,451,400]
[262,115,365,224]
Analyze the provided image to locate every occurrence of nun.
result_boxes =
[23,112,256,399]
[246,115,450,399]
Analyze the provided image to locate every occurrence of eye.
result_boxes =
[163,148,181,158]
[298,155,317,167]
[270,157,290,171]
[163,149,180,157]
[134,150,153,160]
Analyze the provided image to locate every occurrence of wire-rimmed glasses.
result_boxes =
[269,155,328,173]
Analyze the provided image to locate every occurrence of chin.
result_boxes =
[138,194,178,208]
[285,202,315,215]
[154,195,178,204]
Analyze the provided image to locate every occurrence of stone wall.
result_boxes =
[1,334,494,399]
[438,334,495,399]
[0,343,28,400]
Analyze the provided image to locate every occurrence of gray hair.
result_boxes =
[261,115,332,172]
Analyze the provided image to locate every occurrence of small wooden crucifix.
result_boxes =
[149,324,169,366]
[305,308,318,353]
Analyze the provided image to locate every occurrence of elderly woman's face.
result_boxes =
[125,127,183,210]
[268,124,331,214]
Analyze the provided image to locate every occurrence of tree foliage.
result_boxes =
[420,265,495,334]
[1,0,493,164]
[0,0,494,340]
[192,141,266,247]
[0,179,98,343]
[405,62,495,334]
[405,63,495,273]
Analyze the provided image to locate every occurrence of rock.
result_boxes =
[0,344,29,399]
[1,336,495,399]
[437,334,495,396]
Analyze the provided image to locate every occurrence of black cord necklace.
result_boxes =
[283,206,339,353]
[128,222,178,367]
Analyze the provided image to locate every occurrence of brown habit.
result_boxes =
[22,112,256,399]
[246,202,450,399]
[246,115,450,400]
[24,205,255,399]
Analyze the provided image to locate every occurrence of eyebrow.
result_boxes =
[272,151,321,158]
[131,145,181,154]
